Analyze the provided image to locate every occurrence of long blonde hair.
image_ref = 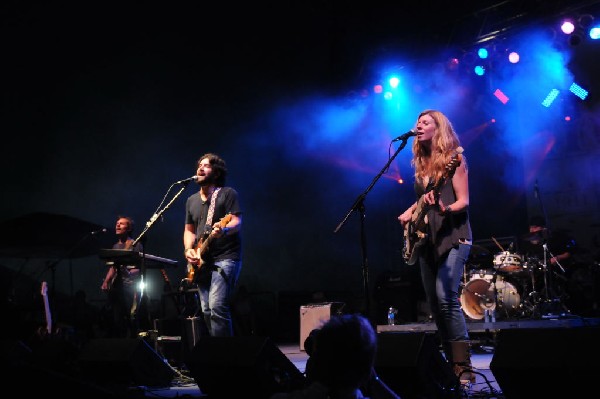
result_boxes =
[411,109,463,184]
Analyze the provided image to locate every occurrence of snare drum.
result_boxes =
[493,251,523,273]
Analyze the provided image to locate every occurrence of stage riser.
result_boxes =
[377,317,600,333]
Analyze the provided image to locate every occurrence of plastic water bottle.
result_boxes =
[387,307,396,325]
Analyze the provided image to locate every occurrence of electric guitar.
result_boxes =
[186,213,233,282]
[40,281,53,336]
[402,147,463,265]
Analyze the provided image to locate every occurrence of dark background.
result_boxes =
[2,1,600,342]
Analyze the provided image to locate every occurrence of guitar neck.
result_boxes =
[41,282,52,335]
[44,298,52,334]
[160,268,174,291]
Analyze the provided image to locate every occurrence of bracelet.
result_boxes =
[445,205,453,214]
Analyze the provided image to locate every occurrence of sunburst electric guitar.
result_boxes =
[186,213,233,282]
[402,147,463,265]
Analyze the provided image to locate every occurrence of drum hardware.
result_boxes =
[527,242,570,318]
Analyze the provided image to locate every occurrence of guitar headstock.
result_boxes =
[445,147,463,177]
[219,213,233,227]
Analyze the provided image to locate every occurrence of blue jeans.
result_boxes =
[419,243,471,343]
[198,259,241,337]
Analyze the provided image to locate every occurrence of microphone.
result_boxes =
[90,228,108,235]
[176,176,199,184]
[392,130,417,142]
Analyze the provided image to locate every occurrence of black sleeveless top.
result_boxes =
[415,176,472,261]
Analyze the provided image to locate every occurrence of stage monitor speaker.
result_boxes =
[0,340,115,396]
[374,332,458,399]
[490,327,599,398]
[78,338,175,388]
[186,336,306,398]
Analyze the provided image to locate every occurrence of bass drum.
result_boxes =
[460,278,496,320]
[460,275,522,320]
[494,275,522,317]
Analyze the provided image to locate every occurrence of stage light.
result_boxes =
[383,91,393,100]
[446,57,460,71]
[508,51,520,64]
[389,76,400,89]
[590,25,600,40]
[474,65,485,76]
[493,89,509,104]
[560,20,576,34]
[542,89,560,107]
[569,83,588,100]
[477,48,489,59]
[578,14,595,29]
[373,84,383,94]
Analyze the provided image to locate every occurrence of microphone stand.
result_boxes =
[534,180,551,230]
[334,137,412,321]
[130,180,192,332]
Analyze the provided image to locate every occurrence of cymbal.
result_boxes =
[469,244,491,258]
[521,229,550,243]
[0,212,109,259]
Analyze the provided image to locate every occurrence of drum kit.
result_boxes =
[460,237,569,321]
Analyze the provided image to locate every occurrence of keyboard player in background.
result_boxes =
[101,215,144,338]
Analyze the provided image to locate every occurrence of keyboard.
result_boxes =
[98,249,178,268]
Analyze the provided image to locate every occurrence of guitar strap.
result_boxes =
[204,187,230,283]
[205,187,222,234]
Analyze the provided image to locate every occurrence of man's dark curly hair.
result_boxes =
[198,153,227,187]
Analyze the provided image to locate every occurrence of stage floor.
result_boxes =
[377,314,600,334]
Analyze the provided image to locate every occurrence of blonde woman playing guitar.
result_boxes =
[397,110,474,386]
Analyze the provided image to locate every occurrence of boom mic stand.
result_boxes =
[130,179,193,331]
[334,135,413,321]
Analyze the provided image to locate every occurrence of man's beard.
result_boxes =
[198,175,215,186]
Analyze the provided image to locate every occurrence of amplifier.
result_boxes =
[299,302,345,351]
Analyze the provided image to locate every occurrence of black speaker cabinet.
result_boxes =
[375,332,459,399]
[78,338,175,388]
[186,336,306,398]
[490,327,599,398]
[0,340,116,396]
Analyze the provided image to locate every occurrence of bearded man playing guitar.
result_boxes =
[183,153,242,337]
[397,110,475,386]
